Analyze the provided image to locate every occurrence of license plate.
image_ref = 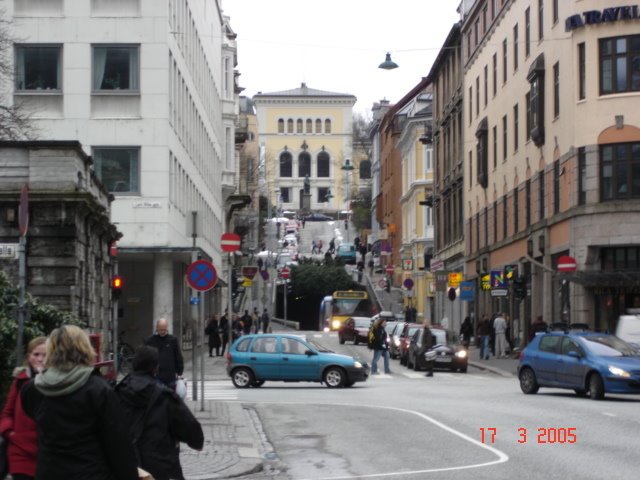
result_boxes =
[435,357,452,363]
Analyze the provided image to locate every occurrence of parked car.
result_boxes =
[338,316,372,345]
[336,242,357,264]
[616,310,640,351]
[384,321,401,349]
[406,327,468,372]
[517,331,640,400]
[227,334,369,388]
[304,212,334,222]
[398,323,422,365]
[388,323,405,359]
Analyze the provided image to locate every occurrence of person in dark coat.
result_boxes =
[144,318,184,389]
[115,346,204,480]
[0,336,46,480]
[21,325,138,480]
[205,315,221,357]
[241,309,253,335]
[370,318,392,375]
[231,312,242,342]
[219,311,230,355]
[421,324,436,377]
[260,308,270,334]
[460,316,473,349]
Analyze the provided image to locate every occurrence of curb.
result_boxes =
[469,360,517,378]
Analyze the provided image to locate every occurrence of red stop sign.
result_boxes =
[221,232,241,252]
[280,266,291,279]
[385,264,394,275]
[557,255,577,272]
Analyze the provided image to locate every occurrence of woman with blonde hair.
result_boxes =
[0,336,46,480]
[21,325,138,480]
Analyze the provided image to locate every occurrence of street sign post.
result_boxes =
[557,255,577,272]
[403,278,414,290]
[242,266,258,279]
[385,264,394,275]
[186,260,218,292]
[279,266,291,279]
[221,232,241,252]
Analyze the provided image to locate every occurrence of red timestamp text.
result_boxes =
[479,427,577,444]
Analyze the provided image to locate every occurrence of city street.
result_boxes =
[186,331,640,480]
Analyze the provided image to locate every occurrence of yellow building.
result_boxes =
[253,84,357,213]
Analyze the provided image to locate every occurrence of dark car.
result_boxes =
[388,323,405,359]
[398,323,422,365]
[227,334,369,388]
[518,331,640,400]
[304,213,333,222]
[338,317,372,345]
[406,328,468,372]
[384,321,400,349]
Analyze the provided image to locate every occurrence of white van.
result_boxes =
[616,309,640,350]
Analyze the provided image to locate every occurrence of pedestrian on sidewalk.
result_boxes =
[241,310,253,335]
[252,308,260,333]
[231,312,242,342]
[421,323,436,377]
[529,315,548,343]
[311,239,317,254]
[204,315,221,357]
[0,336,46,480]
[493,312,508,358]
[370,318,392,375]
[460,316,473,349]
[145,318,184,390]
[329,238,336,254]
[260,308,271,333]
[21,325,139,480]
[356,260,364,283]
[477,315,491,360]
[219,312,230,355]
[368,257,374,276]
[116,346,204,480]
[317,239,323,254]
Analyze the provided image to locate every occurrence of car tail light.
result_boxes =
[518,351,525,361]
[226,353,232,365]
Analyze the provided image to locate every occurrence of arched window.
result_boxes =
[287,119,294,133]
[298,151,311,177]
[359,160,371,179]
[306,119,313,133]
[280,151,292,177]
[324,119,332,133]
[278,119,284,134]
[296,119,303,133]
[317,150,330,177]
[315,118,322,133]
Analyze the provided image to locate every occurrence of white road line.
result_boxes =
[188,381,238,401]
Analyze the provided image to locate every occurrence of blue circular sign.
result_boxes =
[186,260,218,292]
[403,278,414,290]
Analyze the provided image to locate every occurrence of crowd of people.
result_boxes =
[1,322,204,480]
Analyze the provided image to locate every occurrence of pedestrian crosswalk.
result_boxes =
[187,380,238,401]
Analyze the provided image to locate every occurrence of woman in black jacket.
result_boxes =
[116,346,204,480]
[205,315,221,357]
[21,325,138,480]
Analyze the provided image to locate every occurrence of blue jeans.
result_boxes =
[480,335,490,359]
[371,349,391,374]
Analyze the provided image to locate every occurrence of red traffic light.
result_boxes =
[111,275,123,289]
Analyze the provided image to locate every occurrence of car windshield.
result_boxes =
[354,318,371,329]
[581,335,639,357]
[385,321,399,334]
[433,330,447,345]
[306,338,334,353]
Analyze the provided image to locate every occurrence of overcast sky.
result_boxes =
[221,0,461,117]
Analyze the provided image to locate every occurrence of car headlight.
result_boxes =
[354,361,363,368]
[332,320,341,329]
[608,366,630,377]
[455,350,467,359]
[394,338,400,346]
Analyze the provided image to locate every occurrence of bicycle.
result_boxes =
[117,331,135,375]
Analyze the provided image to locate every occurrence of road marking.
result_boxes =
[188,380,238,401]
[602,412,617,417]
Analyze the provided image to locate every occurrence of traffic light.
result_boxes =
[513,275,526,301]
[111,275,123,300]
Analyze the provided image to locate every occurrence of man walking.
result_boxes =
[493,312,508,358]
[260,308,270,333]
[144,318,184,390]
[370,318,392,375]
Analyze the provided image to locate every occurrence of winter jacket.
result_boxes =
[0,368,38,477]
[205,320,221,348]
[372,325,389,351]
[21,367,138,480]
[115,372,204,480]
[144,333,184,385]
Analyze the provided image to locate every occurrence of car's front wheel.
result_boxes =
[338,335,345,345]
[324,367,345,388]
[519,367,539,394]
[231,367,254,388]
[588,373,605,400]
[354,337,359,345]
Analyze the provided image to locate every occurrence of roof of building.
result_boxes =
[254,82,356,100]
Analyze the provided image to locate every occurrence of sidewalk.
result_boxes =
[466,345,520,377]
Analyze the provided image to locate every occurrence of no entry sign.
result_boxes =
[186,260,218,292]
[279,266,291,279]
[557,255,577,273]
[221,232,241,252]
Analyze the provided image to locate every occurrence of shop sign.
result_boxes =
[435,270,449,292]
[565,6,640,32]
[448,272,463,288]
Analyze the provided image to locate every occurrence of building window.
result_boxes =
[360,159,372,178]
[306,119,313,133]
[476,76,480,116]
[287,119,294,133]
[15,45,62,91]
[318,187,330,203]
[317,150,330,177]
[513,189,519,234]
[492,53,497,96]
[315,118,322,133]
[553,0,558,24]
[553,62,560,118]
[600,142,640,200]
[513,24,519,72]
[539,171,545,220]
[502,38,508,84]
[92,45,139,91]
[600,35,640,95]
[279,187,291,203]
[578,147,587,205]
[476,118,488,188]
[492,125,497,169]
[525,92,531,140]
[484,65,488,106]
[578,43,586,100]
[538,0,544,40]
[493,201,498,242]
[296,119,303,133]
[553,160,560,213]
[298,151,311,177]
[513,103,519,151]
[469,86,473,123]
[602,247,640,271]
[278,119,284,134]
[502,198,508,239]
[525,179,531,226]
[502,114,507,162]
[92,147,140,194]
[528,54,545,147]
[279,151,292,177]
[324,119,331,134]
[525,7,531,57]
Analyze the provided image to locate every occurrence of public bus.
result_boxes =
[319,290,373,331]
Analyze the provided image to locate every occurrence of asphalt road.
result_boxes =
[221,331,640,480]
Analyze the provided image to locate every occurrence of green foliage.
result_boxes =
[290,264,357,298]
[351,192,372,231]
[0,270,85,402]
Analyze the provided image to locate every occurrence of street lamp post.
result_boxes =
[341,159,354,242]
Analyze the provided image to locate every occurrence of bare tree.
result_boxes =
[0,11,37,140]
